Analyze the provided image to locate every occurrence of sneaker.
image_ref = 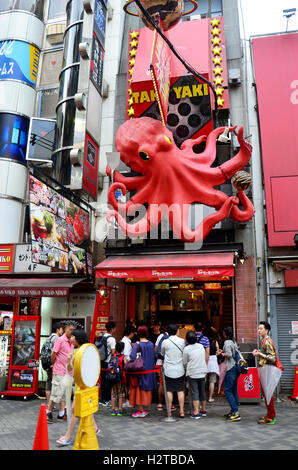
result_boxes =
[200,409,207,417]
[122,401,132,408]
[56,438,72,446]
[226,412,241,422]
[110,409,117,416]
[224,411,233,419]
[208,398,215,403]
[171,405,177,411]
[101,400,111,407]
[258,416,276,425]
[47,412,53,424]
[190,412,201,419]
[156,404,163,411]
[57,414,66,421]
[117,410,127,416]
[132,410,147,418]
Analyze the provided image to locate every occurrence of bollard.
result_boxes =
[159,366,179,423]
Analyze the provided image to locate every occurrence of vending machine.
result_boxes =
[1,315,41,399]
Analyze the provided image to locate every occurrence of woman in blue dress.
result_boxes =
[129,325,156,418]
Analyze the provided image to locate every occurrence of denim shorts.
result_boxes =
[187,377,206,402]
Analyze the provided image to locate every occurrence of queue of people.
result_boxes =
[98,319,244,422]
[41,317,279,447]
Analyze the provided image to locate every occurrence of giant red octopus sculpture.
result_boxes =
[106,117,254,242]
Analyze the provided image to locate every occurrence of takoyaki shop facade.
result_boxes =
[0,243,95,399]
[95,251,258,350]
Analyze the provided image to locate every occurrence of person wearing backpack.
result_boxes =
[99,321,116,406]
[42,322,64,407]
[217,326,241,422]
[155,323,169,411]
[108,342,127,416]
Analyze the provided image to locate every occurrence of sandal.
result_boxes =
[179,413,185,418]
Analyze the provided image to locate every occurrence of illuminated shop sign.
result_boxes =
[29,175,91,274]
[0,40,40,88]
[0,113,30,163]
[94,0,107,47]
[0,245,14,274]
[82,133,99,200]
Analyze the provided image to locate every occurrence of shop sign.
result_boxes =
[0,40,40,87]
[90,287,111,343]
[150,22,171,125]
[0,245,14,274]
[0,335,9,377]
[14,244,51,274]
[11,370,34,389]
[204,283,221,290]
[29,175,91,274]
[0,288,68,297]
[90,33,104,96]
[93,0,107,48]
[82,133,99,200]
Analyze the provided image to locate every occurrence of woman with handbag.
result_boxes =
[128,325,156,418]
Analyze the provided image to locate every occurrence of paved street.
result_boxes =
[0,395,297,452]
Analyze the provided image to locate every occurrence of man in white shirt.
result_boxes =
[161,324,185,417]
[121,326,135,360]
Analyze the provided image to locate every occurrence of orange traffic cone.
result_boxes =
[32,404,49,450]
[291,367,298,400]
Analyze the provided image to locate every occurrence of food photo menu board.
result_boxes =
[29,175,91,274]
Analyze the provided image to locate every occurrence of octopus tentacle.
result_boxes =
[180,135,207,153]
[229,190,255,222]
[169,196,239,242]
[106,205,166,238]
[106,166,146,191]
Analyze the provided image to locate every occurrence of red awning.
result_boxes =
[95,252,235,280]
[0,278,84,297]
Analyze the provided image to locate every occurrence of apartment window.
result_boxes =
[48,0,68,20]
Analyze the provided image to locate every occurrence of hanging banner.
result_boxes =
[149,21,171,125]
[90,287,111,343]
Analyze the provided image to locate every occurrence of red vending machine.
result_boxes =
[1,315,41,399]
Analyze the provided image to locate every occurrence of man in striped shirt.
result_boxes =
[194,322,210,365]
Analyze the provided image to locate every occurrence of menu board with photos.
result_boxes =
[29,175,91,274]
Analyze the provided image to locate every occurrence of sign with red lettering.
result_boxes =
[82,133,99,200]
[0,245,14,274]
[90,286,111,343]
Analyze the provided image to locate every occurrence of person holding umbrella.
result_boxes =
[253,321,282,425]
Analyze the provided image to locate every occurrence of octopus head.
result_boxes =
[115,117,175,174]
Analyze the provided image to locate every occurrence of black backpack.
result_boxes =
[94,334,112,362]
[40,334,56,371]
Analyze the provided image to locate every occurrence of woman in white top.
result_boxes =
[183,330,208,419]
[161,323,185,418]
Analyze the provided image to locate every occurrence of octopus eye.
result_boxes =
[139,151,150,161]
[164,136,172,144]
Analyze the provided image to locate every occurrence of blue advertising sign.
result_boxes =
[0,40,40,88]
[94,0,107,47]
[0,113,30,163]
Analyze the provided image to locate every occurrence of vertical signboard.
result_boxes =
[90,287,111,343]
[150,23,171,125]
[82,133,99,200]
[252,33,298,246]
[93,0,107,48]
[90,33,104,95]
